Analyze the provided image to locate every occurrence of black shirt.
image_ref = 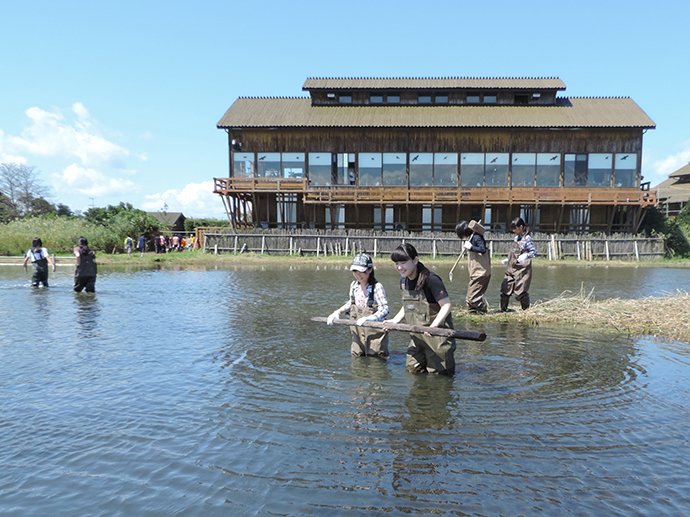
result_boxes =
[401,263,449,304]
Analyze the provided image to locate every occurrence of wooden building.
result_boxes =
[215,77,656,233]
[655,163,690,217]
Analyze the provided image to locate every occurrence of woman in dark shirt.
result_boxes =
[384,243,456,375]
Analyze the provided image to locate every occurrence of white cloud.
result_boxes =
[53,163,141,197]
[0,104,130,167]
[651,139,690,177]
[142,181,226,217]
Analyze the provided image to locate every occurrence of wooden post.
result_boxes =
[214,244,218,255]
[290,236,293,256]
[234,235,238,254]
[345,237,349,255]
[634,240,640,261]
[261,235,265,254]
[374,238,378,258]
[317,237,320,257]
[433,239,437,259]
[605,238,610,261]
[576,240,580,261]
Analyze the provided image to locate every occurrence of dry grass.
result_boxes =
[456,286,690,343]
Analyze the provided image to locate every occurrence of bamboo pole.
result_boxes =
[311,317,486,341]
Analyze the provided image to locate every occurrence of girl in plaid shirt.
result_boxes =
[327,253,390,357]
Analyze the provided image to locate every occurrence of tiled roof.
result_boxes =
[668,163,690,178]
[217,97,656,130]
[302,77,566,90]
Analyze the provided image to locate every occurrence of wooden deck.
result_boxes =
[214,178,656,207]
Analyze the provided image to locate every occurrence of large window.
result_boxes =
[588,153,612,187]
[614,153,637,187]
[383,153,406,186]
[564,154,588,187]
[511,153,536,187]
[485,153,509,186]
[232,153,255,178]
[410,153,433,186]
[308,153,332,186]
[461,153,484,186]
[536,153,560,186]
[359,153,381,186]
[282,153,305,179]
[257,153,281,178]
[434,153,458,186]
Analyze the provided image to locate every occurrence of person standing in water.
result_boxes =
[500,217,537,311]
[455,219,491,313]
[22,237,56,288]
[384,243,456,375]
[327,253,390,357]
[73,236,97,293]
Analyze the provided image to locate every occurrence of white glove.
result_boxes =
[501,258,508,265]
[327,311,340,325]
[356,316,373,326]
[463,240,473,250]
[517,253,529,264]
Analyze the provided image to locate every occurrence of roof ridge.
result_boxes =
[305,76,563,80]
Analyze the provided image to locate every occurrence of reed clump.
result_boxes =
[459,287,690,343]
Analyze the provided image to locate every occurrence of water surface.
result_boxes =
[1,264,689,515]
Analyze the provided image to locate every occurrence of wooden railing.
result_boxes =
[213,178,656,206]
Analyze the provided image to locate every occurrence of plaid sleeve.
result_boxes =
[372,282,390,321]
[521,235,537,258]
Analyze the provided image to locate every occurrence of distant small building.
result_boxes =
[147,211,186,233]
[655,164,690,217]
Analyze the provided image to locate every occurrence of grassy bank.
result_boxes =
[456,287,690,343]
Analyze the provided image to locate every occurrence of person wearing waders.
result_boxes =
[22,237,56,287]
[73,236,97,293]
[455,220,491,313]
[327,253,390,357]
[500,217,537,311]
[384,243,456,375]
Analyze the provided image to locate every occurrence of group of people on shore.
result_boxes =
[326,217,537,376]
[124,234,194,257]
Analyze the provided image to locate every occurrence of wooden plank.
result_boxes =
[311,316,486,342]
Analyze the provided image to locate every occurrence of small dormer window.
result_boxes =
[435,94,449,104]
[418,94,432,104]
[515,94,529,105]
[387,94,400,104]
[339,94,352,104]
[467,92,480,104]
[370,94,383,104]
[484,95,497,104]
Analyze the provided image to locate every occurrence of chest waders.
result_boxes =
[466,248,491,312]
[500,238,532,311]
[349,282,389,357]
[401,285,455,375]
[29,250,49,287]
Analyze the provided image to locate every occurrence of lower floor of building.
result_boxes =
[219,192,648,234]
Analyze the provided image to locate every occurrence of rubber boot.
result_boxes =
[520,293,530,310]
[500,294,510,312]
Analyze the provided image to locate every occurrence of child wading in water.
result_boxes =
[385,243,456,375]
[327,253,390,357]
[500,217,537,311]
[455,220,491,313]
[22,237,56,288]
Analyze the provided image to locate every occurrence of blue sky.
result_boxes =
[1,0,688,217]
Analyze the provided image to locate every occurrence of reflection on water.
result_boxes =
[1,264,690,516]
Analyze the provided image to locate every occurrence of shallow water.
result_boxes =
[2,264,690,515]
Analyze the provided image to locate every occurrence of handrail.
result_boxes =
[213,178,657,206]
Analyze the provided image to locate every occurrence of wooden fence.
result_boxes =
[197,228,665,262]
